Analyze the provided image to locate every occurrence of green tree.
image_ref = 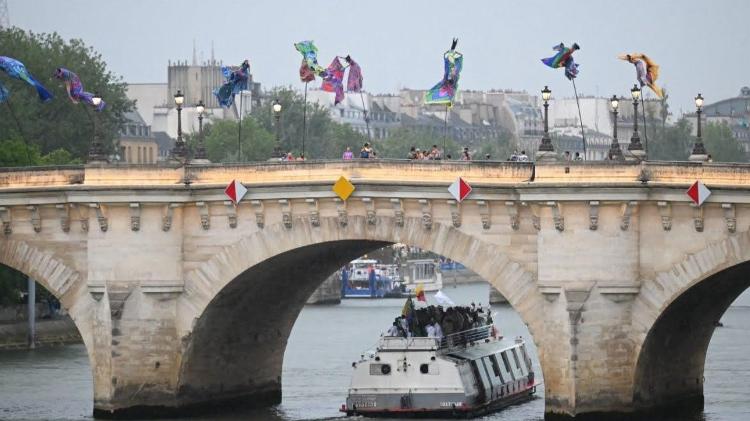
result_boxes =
[198,118,275,162]
[648,119,692,161]
[0,28,132,161]
[702,122,747,163]
[376,127,457,159]
[253,87,367,159]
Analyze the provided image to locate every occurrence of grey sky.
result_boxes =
[7,0,750,115]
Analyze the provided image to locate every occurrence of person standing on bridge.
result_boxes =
[342,147,353,160]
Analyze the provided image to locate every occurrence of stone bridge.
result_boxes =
[1,160,750,419]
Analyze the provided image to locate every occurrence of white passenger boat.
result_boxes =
[342,325,537,418]
[403,259,443,292]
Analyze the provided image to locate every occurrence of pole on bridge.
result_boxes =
[27,276,35,349]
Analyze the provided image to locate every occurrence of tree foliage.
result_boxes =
[195,118,275,163]
[648,119,747,162]
[0,28,132,161]
[252,87,368,159]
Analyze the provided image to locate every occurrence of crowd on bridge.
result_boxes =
[386,301,492,339]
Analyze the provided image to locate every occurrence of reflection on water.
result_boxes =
[0,284,748,420]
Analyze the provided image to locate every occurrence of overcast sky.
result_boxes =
[7,0,750,115]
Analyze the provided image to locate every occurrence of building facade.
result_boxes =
[118,111,159,164]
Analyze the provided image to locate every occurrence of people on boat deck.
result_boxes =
[385,303,491,339]
[387,322,400,337]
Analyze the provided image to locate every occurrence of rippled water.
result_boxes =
[0,283,748,420]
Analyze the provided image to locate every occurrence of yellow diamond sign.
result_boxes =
[332,176,355,200]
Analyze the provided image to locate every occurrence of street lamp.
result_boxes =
[170,90,187,161]
[608,95,624,161]
[271,99,284,159]
[193,100,208,162]
[689,93,708,161]
[87,92,108,163]
[627,85,644,158]
[537,86,554,159]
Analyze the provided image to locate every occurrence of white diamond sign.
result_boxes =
[686,180,711,206]
[448,177,472,202]
[224,180,248,204]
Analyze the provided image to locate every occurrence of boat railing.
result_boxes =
[438,325,492,351]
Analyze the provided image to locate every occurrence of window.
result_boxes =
[511,349,522,370]
[500,351,512,374]
[490,355,502,380]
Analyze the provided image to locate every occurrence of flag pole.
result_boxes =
[640,95,649,156]
[571,78,587,157]
[302,81,308,157]
[444,104,449,156]
[360,91,371,142]
[238,91,243,162]
[5,101,32,165]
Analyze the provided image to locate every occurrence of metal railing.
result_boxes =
[439,325,492,351]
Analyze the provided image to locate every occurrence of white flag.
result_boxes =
[434,290,455,307]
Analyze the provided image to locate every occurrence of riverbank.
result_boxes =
[0,317,81,350]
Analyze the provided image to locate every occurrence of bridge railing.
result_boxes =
[2,159,750,190]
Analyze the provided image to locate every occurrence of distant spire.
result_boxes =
[211,40,215,65]
[0,0,10,29]
[192,39,197,66]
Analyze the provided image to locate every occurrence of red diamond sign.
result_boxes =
[686,180,711,206]
[448,177,472,202]
[224,179,248,204]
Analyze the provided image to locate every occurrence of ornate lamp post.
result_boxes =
[536,86,555,161]
[608,95,624,161]
[170,90,187,161]
[192,100,210,163]
[627,85,645,160]
[87,92,108,163]
[271,99,284,159]
[689,93,708,161]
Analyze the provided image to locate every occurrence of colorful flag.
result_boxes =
[425,39,463,106]
[541,43,580,80]
[54,67,105,111]
[0,56,53,102]
[617,53,663,98]
[415,283,426,302]
[294,40,326,83]
[345,55,363,92]
[321,57,346,105]
[213,60,250,108]
[401,296,415,319]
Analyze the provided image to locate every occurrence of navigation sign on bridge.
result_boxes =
[448,177,472,202]
[332,176,355,200]
[686,180,711,206]
[224,180,247,204]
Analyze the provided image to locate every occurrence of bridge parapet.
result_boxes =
[0,160,750,191]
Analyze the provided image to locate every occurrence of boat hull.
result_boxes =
[344,386,536,419]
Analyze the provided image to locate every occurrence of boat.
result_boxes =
[341,310,537,418]
[403,259,443,292]
[341,259,408,299]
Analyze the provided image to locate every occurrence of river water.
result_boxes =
[0,283,748,420]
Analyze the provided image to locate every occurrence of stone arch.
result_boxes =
[631,228,750,413]
[173,215,543,411]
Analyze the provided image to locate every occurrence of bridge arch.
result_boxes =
[174,215,544,410]
[0,238,103,405]
[631,228,750,414]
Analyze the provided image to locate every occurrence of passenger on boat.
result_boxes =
[386,322,400,337]
[426,323,436,338]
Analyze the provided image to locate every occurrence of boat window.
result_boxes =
[420,363,429,374]
[369,363,391,375]
[511,348,522,370]
[490,355,503,382]
[500,351,512,374]
[490,355,503,381]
